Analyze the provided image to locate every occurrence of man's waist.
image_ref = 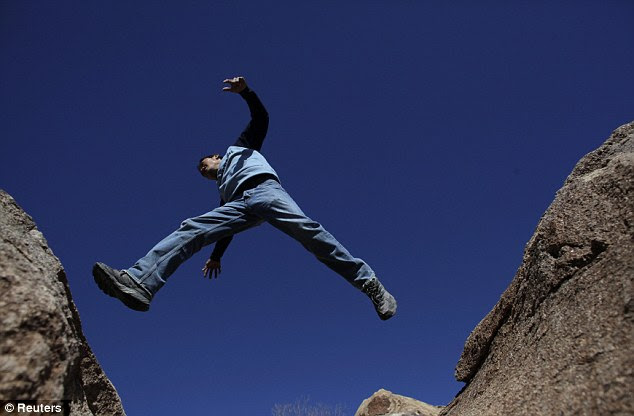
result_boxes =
[234,173,279,196]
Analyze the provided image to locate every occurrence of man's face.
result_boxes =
[199,155,221,180]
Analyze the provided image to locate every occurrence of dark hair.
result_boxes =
[197,154,221,170]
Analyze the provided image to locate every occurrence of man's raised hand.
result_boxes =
[222,76,247,93]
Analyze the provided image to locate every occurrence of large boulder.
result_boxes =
[443,121,634,415]
[354,122,633,416]
[0,190,126,415]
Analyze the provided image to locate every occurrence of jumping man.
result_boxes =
[93,76,397,320]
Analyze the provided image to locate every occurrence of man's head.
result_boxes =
[198,154,222,180]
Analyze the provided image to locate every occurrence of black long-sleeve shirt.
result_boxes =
[209,87,269,261]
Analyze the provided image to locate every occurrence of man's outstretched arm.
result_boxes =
[223,77,269,151]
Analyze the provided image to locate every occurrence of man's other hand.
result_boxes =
[222,76,247,93]
[203,259,222,279]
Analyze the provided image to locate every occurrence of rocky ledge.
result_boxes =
[356,121,633,415]
[0,190,125,415]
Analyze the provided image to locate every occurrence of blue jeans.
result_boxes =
[126,179,374,295]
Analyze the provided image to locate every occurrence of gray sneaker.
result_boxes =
[362,277,397,320]
[93,262,152,311]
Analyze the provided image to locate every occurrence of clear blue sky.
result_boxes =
[2,1,633,414]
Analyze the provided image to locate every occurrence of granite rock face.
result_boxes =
[443,121,634,415]
[0,190,125,415]
[354,122,633,416]
[355,389,442,416]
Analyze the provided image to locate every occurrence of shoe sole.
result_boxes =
[377,297,396,321]
[93,263,150,312]
[378,292,397,321]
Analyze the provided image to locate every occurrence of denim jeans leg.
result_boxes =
[248,181,374,288]
[126,198,261,295]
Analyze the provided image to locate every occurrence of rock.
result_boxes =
[355,389,442,416]
[443,121,634,415]
[0,190,126,415]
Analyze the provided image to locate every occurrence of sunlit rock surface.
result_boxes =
[0,190,126,415]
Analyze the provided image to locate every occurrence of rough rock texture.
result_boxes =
[0,190,126,415]
[443,121,634,415]
[355,389,442,416]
